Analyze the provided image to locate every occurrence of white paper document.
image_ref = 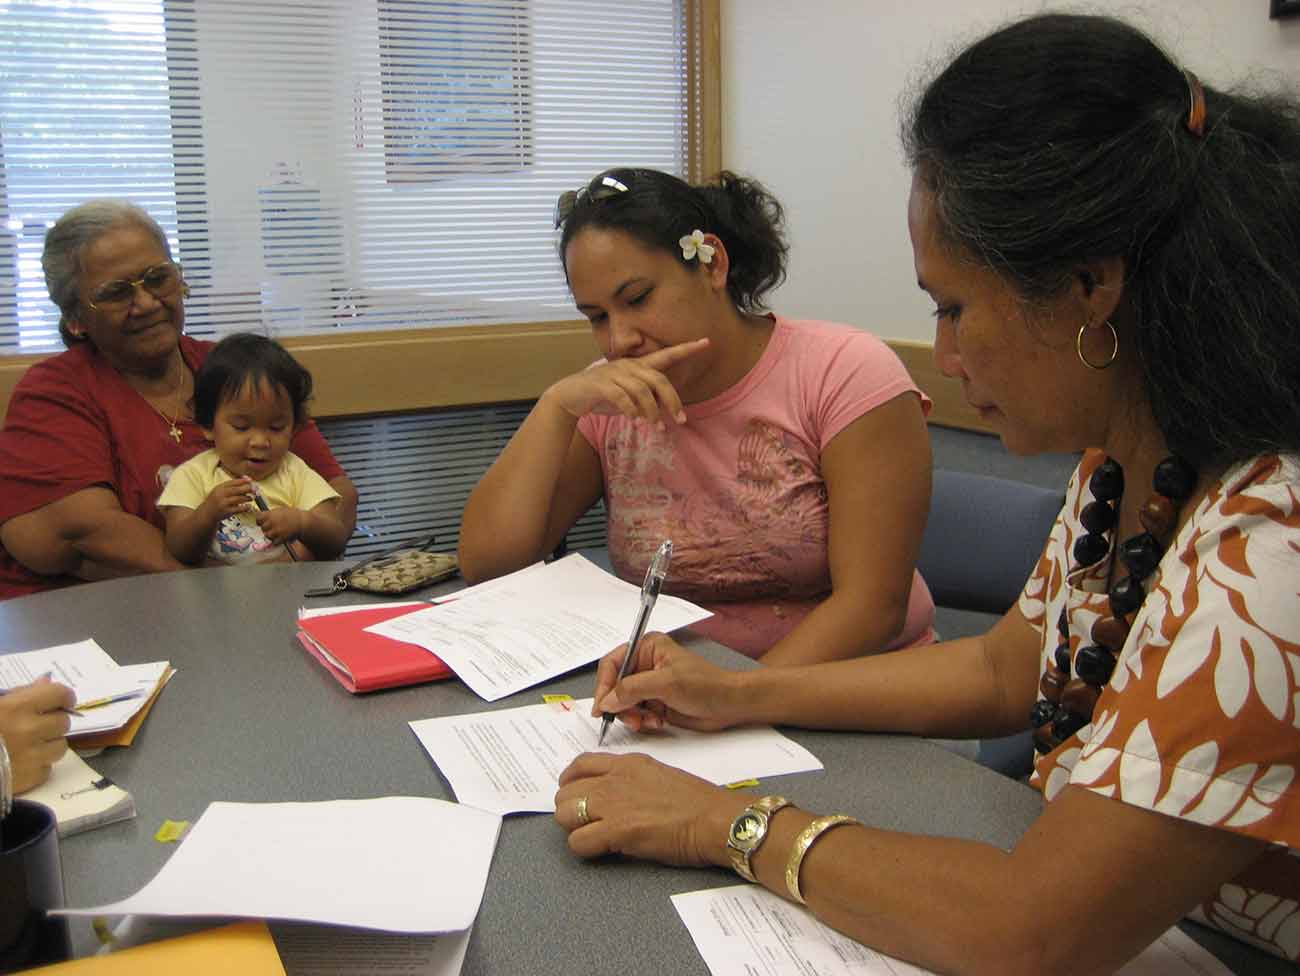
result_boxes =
[298,600,427,620]
[369,554,712,701]
[671,886,1233,976]
[409,698,822,815]
[57,797,502,934]
[0,639,168,735]
[273,922,472,976]
[425,561,546,604]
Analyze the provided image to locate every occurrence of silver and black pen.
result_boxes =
[597,539,672,746]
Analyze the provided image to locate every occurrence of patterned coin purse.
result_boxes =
[305,537,458,597]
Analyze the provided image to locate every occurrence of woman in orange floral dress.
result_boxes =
[550,13,1300,974]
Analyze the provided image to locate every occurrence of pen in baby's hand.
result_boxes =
[253,489,298,561]
[598,540,672,746]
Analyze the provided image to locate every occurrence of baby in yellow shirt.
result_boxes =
[158,333,348,565]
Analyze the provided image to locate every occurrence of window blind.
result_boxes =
[0,0,696,353]
[320,403,607,559]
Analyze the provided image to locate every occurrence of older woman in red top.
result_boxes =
[0,200,357,599]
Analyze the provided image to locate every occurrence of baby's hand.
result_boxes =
[204,476,257,518]
[256,506,307,544]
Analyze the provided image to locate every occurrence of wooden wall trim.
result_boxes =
[689,0,723,182]
[0,329,994,432]
[888,339,995,434]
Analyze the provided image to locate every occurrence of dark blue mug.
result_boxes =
[0,799,71,972]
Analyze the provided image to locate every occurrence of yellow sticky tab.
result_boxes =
[155,819,190,843]
[543,694,575,712]
[92,916,118,945]
[725,779,760,790]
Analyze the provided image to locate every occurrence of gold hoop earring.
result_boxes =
[1076,318,1119,371]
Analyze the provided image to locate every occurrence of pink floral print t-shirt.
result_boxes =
[578,316,936,658]
[1021,449,1300,960]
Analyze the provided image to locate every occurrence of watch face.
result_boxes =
[729,812,765,851]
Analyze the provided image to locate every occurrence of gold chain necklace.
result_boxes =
[146,354,187,445]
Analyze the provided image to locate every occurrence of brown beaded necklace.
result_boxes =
[1030,455,1197,754]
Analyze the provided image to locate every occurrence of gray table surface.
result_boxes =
[0,564,1287,974]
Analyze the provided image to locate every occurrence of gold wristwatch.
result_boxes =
[726,795,791,882]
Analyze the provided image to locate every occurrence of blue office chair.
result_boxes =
[917,469,1065,778]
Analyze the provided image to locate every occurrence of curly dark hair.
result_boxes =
[557,168,788,313]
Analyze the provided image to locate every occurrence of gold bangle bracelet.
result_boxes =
[784,814,859,905]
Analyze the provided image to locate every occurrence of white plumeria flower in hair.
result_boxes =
[678,229,715,265]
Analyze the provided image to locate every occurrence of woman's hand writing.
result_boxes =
[544,338,709,426]
[555,752,750,866]
[0,678,74,793]
[591,632,746,734]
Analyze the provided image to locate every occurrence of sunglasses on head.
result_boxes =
[553,171,631,228]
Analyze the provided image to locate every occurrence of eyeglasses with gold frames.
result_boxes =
[85,261,185,311]
[553,171,631,228]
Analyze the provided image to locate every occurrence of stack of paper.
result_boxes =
[0,639,171,739]
[57,797,502,936]
[295,603,453,693]
[368,554,713,701]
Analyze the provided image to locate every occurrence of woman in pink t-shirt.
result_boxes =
[460,168,935,664]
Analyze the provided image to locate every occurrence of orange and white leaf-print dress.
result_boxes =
[1021,450,1300,960]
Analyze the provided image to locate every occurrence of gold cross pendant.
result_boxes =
[168,425,183,444]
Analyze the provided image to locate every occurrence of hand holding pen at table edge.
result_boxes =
[0,676,74,794]
[591,631,746,736]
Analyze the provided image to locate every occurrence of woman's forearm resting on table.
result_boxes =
[559,752,1271,976]
[2,487,184,578]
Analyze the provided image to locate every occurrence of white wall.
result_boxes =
[721,1,1300,344]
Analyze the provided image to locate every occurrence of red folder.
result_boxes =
[296,604,454,693]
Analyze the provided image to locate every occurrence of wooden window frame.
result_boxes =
[0,0,986,433]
